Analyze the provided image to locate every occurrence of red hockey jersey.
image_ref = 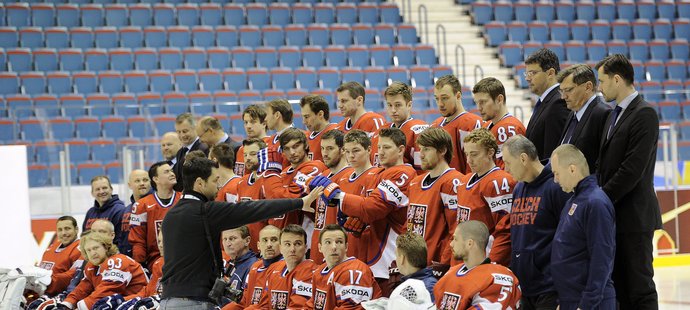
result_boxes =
[455,167,515,266]
[250,259,317,310]
[336,166,383,258]
[311,166,355,265]
[127,257,163,299]
[307,123,340,162]
[216,175,242,203]
[39,239,83,295]
[487,114,526,169]
[337,112,387,136]
[64,254,148,310]
[340,164,416,278]
[434,261,521,310]
[263,160,327,228]
[306,258,382,310]
[236,172,267,254]
[370,119,429,170]
[129,191,181,268]
[234,136,271,177]
[407,168,464,265]
[430,112,484,174]
[223,258,285,310]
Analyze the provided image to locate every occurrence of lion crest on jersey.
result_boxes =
[315,198,327,230]
[407,204,428,236]
[251,287,263,304]
[457,206,471,223]
[270,290,289,310]
[313,289,327,310]
[440,292,462,310]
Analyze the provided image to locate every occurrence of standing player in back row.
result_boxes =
[473,77,526,169]
[299,94,339,162]
[336,81,387,136]
[370,82,429,171]
[431,75,483,174]
[235,105,270,176]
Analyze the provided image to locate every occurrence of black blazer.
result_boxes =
[559,96,611,174]
[172,138,209,192]
[525,86,571,162]
[597,94,661,233]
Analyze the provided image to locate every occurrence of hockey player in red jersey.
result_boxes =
[311,128,415,292]
[370,82,429,170]
[336,82,387,136]
[235,104,270,176]
[306,225,382,310]
[211,143,241,203]
[300,94,339,162]
[236,138,268,253]
[265,99,301,168]
[435,220,521,309]
[259,128,327,229]
[223,225,285,310]
[58,231,148,310]
[129,161,181,270]
[430,75,484,174]
[311,129,353,264]
[473,77,526,169]
[38,216,83,296]
[249,225,316,310]
[457,128,515,266]
[406,127,464,275]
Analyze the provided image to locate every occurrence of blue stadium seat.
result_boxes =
[78,161,106,184]
[658,101,681,121]
[144,26,166,48]
[647,40,669,61]
[74,71,98,94]
[45,27,69,49]
[20,72,46,95]
[364,88,383,110]
[679,141,690,161]
[247,68,270,91]
[670,40,689,60]
[199,69,223,92]
[183,47,206,70]
[0,27,18,49]
[393,44,414,66]
[680,121,690,139]
[314,3,335,24]
[597,0,615,21]
[19,27,44,49]
[95,27,118,49]
[169,26,192,48]
[189,91,214,114]
[514,1,534,22]
[8,48,31,72]
[358,3,379,24]
[494,1,513,22]
[191,26,214,47]
[653,19,673,41]
[415,44,437,66]
[330,24,352,46]
[32,4,55,28]
[7,3,30,28]
[640,81,662,102]
[364,66,387,89]
[238,89,261,103]
[152,114,177,135]
[527,21,547,42]
[591,20,611,41]
[555,1,575,22]
[128,116,153,137]
[636,0,656,20]
[632,19,652,42]
[223,4,245,27]
[160,47,183,70]
[500,42,522,67]
[287,89,308,101]
[374,24,396,45]
[292,3,313,25]
[617,1,636,20]
[214,91,239,114]
[178,4,200,27]
[278,46,301,68]
[208,47,231,70]
[33,94,60,118]
[85,49,108,71]
[302,45,325,67]
[7,95,32,119]
[101,117,127,138]
[295,67,317,89]
[263,89,285,101]
[231,46,254,68]
[308,24,329,46]
[433,65,452,80]
[658,1,676,20]
[105,161,123,184]
[81,5,104,27]
[318,67,340,89]
[612,20,632,42]
[629,41,649,62]
[47,72,71,94]
[387,67,409,84]
[607,40,628,58]
[398,24,418,44]
[569,20,589,41]
[20,118,43,141]
[341,67,364,85]
[138,92,163,114]
[371,45,393,67]
[285,24,307,46]
[87,94,112,117]
[535,1,555,23]
[200,3,222,26]
[256,47,277,68]
[223,68,247,92]
[133,48,157,71]
[311,89,335,110]
[549,20,569,42]
[663,80,684,102]
[246,3,268,26]
[75,116,100,139]
[666,60,687,82]
[56,4,79,28]
[268,3,290,26]
[239,25,261,47]
[29,164,49,186]
[119,27,143,48]
[130,4,152,27]
[48,117,74,140]
[471,1,492,26]
[380,3,402,24]
[110,48,134,71]
[150,70,174,93]
[347,45,370,67]
[485,22,507,47]
[164,92,190,115]
[586,41,607,61]
[104,4,127,27]
[70,28,94,49]
[34,140,62,164]
[410,66,433,88]
[352,23,375,45]
[565,41,586,63]
[174,69,198,93]
[153,3,175,27]
[62,95,87,118]
[508,21,528,43]
[674,19,690,41]
[35,49,58,72]
[336,3,357,24]
[263,25,285,47]
[59,49,83,71]
[99,71,124,94]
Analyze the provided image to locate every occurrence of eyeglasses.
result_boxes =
[523,70,543,78]
[559,83,586,96]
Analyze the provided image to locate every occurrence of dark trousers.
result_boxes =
[612,231,658,310]
[520,291,558,310]
[160,298,216,310]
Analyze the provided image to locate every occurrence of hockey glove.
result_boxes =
[93,294,125,310]
[342,217,366,236]
[115,297,141,310]
[133,296,161,310]
[257,147,283,175]
[27,295,49,310]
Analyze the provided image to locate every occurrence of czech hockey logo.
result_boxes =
[313,289,327,310]
[457,206,471,223]
[315,198,327,230]
[251,287,263,304]
[568,203,578,216]
[440,292,461,310]
[407,204,428,237]
[270,290,289,310]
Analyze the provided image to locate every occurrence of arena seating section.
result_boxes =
[0,0,460,187]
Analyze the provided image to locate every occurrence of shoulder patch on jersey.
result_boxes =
[129,212,147,226]
[334,283,373,304]
[441,192,458,210]
[492,273,514,286]
[440,292,461,310]
[101,269,133,284]
[410,124,430,134]
[485,194,513,213]
[377,179,409,207]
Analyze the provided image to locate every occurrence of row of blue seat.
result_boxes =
[484,19,690,46]
[472,0,690,25]
[0,2,401,28]
[0,64,451,97]
[1,0,381,4]
[0,23,419,49]
[28,160,124,187]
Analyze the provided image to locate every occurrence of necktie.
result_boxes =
[528,99,542,126]
[606,106,623,140]
[562,115,578,144]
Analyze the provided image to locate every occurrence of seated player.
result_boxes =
[250,225,316,309]
[307,224,382,309]
[435,221,521,309]
[221,226,259,301]
[395,232,437,301]
[38,216,83,296]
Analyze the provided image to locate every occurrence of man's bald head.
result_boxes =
[128,169,151,201]
[90,219,115,240]
[161,132,182,161]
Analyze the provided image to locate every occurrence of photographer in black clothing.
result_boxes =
[160,157,322,310]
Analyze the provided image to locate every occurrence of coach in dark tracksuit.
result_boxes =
[551,145,616,310]
[503,135,571,310]
[160,157,322,310]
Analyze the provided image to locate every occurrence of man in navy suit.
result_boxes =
[596,54,661,310]
[556,64,611,173]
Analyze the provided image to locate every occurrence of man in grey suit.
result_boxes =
[556,64,611,174]
[596,54,661,310]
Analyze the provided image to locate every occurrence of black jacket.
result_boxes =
[525,86,571,162]
[559,96,611,174]
[172,138,209,192]
[161,191,304,300]
[597,94,661,232]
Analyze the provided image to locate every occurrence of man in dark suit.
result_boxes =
[556,64,611,174]
[196,115,241,163]
[524,48,571,162]
[172,113,208,192]
[596,54,661,310]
